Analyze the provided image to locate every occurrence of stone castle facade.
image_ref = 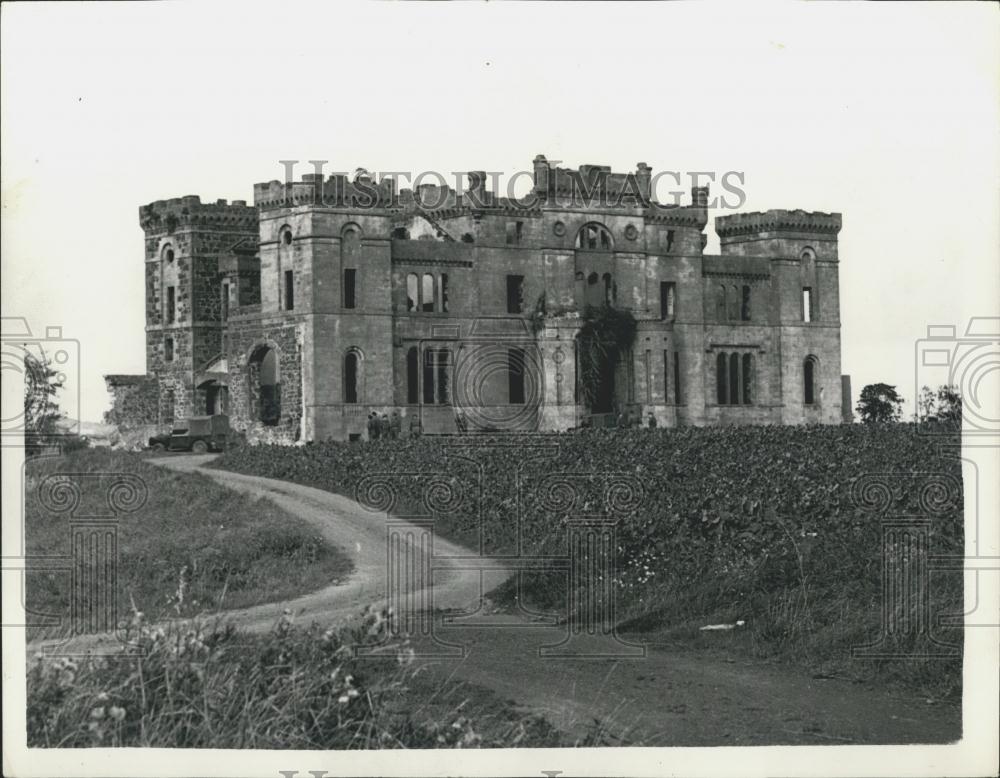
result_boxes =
[106,156,850,442]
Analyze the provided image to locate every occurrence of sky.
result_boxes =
[2,1,998,423]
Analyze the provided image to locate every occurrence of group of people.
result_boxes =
[366,411,403,440]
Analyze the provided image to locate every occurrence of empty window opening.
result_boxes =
[406,347,419,404]
[665,230,675,252]
[576,222,613,251]
[165,248,175,263]
[803,287,813,322]
[660,281,676,319]
[282,229,292,246]
[422,350,435,404]
[422,348,450,405]
[344,268,357,309]
[508,347,526,404]
[441,274,449,313]
[716,284,727,322]
[506,221,524,245]
[421,273,436,313]
[741,285,751,321]
[221,282,229,322]
[284,270,295,310]
[603,273,614,305]
[250,346,280,426]
[344,351,360,404]
[804,356,817,405]
[644,350,652,402]
[164,337,174,362]
[165,286,176,324]
[407,273,418,312]
[507,274,525,314]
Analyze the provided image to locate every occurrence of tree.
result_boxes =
[856,383,904,424]
[917,384,962,424]
[24,351,65,456]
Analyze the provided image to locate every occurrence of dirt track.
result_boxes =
[33,454,962,745]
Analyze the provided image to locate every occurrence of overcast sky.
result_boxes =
[2,1,997,423]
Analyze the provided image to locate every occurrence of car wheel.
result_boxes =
[152,442,166,452]
[191,440,209,454]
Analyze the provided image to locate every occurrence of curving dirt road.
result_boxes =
[33,454,962,745]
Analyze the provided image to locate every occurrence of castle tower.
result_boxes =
[715,210,843,424]
[138,196,258,422]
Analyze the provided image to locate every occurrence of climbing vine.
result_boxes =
[576,305,637,409]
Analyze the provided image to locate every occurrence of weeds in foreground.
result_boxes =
[27,606,563,749]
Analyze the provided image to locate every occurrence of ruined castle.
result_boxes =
[105,156,850,442]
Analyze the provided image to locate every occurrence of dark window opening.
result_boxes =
[508,347,526,404]
[344,268,357,309]
[164,337,174,362]
[461,233,474,243]
[673,351,682,405]
[344,351,360,404]
[166,286,176,324]
[284,270,295,310]
[716,353,728,405]
[729,353,741,405]
[282,230,292,246]
[441,274,449,313]
[250,346,280,426]
[406,347,419,404]
[506,274,525,314]
[392,227,410,239]
[221,282,229,322]
[436,349,451,404]
[727,284,740,321]
[665,230,675,252]
[742,354,753,404]
[741,285,751,321]
[165,248,175,263]
[716,284,726,322]
[506,221,523,245]
[603,273,614,305]
[804,356,817,404]
[660,281,676,319]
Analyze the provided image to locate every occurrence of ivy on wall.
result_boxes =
[575,304,637,410]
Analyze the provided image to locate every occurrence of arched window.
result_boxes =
[741,285,751,321]
[162,245,175,263]
[716,284,727,321]
[804,355,818,405]
[716,352,728,404]
[249,346,280,425]
[344,350,362,404]
[727,285,740,321]
[575,222,613,251]
[406,347,419,404]
[801,247,816,260]
[742,353,753,404]
[281,228,293,246]
[406,273,418,312]
[421,273,436,312]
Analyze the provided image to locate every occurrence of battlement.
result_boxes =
[715,209,842,240]
[533,154,652,205]
[254,175,398,211]
[139,196,257,234]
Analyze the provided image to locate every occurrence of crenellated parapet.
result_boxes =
[254,174,397,211]
[715,209,842,240]
[139,196,257,235]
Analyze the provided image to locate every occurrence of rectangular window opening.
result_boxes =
[441,273,449,313]
[673,351,682,405]
[506,274,525,314]
[508,347,526,404]
[803,287,812,323]
[164,337,174,362]
[221,283,229,322]
[284,270,295,311]
[660,281,676,320]
[166,286,176,324]
[344,268,357,309]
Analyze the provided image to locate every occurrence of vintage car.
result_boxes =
[148,414,229,454]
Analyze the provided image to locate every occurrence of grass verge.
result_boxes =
[25,449,353,639]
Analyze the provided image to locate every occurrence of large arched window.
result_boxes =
[804,355,818,405]
[575,222,613,251]
[249,345,281,425]
[344,349,362,404]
